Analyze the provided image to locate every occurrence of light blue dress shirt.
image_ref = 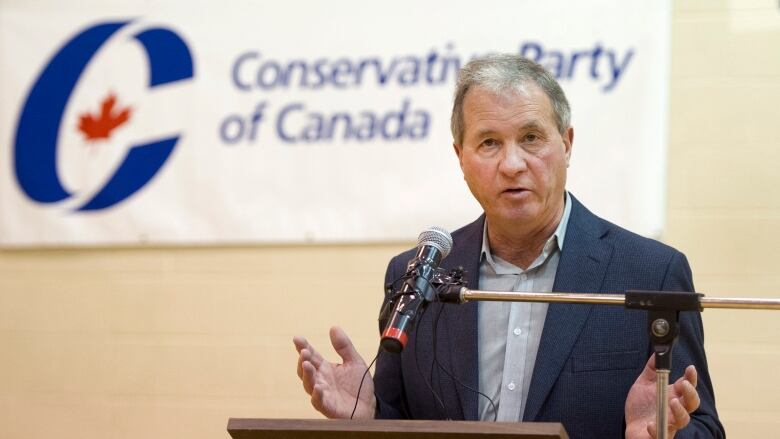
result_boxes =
[478,192,572,421]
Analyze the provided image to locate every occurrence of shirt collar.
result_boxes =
[481,191,572,272]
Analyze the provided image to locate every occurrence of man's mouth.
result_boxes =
[503,188,527,194]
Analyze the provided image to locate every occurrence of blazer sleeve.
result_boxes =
[662,251,725,439]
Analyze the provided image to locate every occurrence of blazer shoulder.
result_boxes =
[570,194,681,260]
[602,220,685,263]
[568,195,689,289]
[603,219,679,258]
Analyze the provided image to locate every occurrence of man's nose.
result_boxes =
[498,144,528,175]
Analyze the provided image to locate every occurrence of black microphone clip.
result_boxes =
[379,227,459,353]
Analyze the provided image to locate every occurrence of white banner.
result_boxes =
[0,0,670,246]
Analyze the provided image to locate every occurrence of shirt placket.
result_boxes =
[496,271,534,421]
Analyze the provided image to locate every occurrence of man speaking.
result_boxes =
[293,54,724,438]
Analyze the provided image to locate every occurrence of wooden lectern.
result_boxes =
[227,418,569,439]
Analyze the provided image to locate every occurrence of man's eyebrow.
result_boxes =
[520,121,544,131]
[473,129,498,139]
[470,121,546,140]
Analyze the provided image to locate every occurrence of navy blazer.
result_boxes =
[374,195,724,438]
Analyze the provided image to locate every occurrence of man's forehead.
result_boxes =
[464,83,554,117]
[464,82,539,104]
[461,83,554,125]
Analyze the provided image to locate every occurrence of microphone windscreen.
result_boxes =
[417,226,453,258]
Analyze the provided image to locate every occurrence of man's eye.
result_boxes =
[524,133,538,142]
[481,138,498,147]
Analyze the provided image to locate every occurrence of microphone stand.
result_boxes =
[437,286,780,439]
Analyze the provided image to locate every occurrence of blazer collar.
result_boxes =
[440,214,484,420]
[523,194,613,420]
[439,195,613,421]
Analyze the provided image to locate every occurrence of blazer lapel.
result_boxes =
[442,216,484,420]
[523,196,613,421]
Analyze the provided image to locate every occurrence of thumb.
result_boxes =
[638,354,657,383]
[330,326,363,365]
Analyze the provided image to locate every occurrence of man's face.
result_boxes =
[454,84,573,231]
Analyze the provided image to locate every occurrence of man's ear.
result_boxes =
[563,127,573,167]
[452,143,464,169]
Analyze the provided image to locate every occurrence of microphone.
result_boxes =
[380,226,453,353]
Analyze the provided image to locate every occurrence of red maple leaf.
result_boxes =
[77,92,132,141]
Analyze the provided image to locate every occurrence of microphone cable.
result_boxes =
[351,348,379,420]
[351,270,417,420]
[414,301,449,419]
[431,303,498,421]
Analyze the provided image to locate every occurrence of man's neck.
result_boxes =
[486,204,564,270]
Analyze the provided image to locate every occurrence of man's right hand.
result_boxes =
[293,326,376,419]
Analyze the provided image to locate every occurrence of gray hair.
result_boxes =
[450,54,571,144]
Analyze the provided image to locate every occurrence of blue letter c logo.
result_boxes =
[14,21,194,211]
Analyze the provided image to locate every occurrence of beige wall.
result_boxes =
[665,0,780,436]
[2,1,779,437]
[0,244,409,438]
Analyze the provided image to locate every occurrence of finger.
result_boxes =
[293,335,308,353]
[296,351,320,378]
[670,397,691,430]
[300,345,325,369]
[330,326,363,365]
[294,336,308,378]
[685,365,698,388]
[301,360,317,394]
[675,377,700,413]
[300,348,326,371]
[310,383,327,416]
[294,336,326,367]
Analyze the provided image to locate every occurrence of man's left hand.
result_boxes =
[625,355,701,439]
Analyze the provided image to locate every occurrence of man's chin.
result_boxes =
[487,208,539,226]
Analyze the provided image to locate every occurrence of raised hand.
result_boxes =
[294,326,376,419]
[625,355,701,438]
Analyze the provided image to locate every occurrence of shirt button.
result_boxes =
[520,273,527,281]
[513,327,522,336]
[507,382,516,391]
